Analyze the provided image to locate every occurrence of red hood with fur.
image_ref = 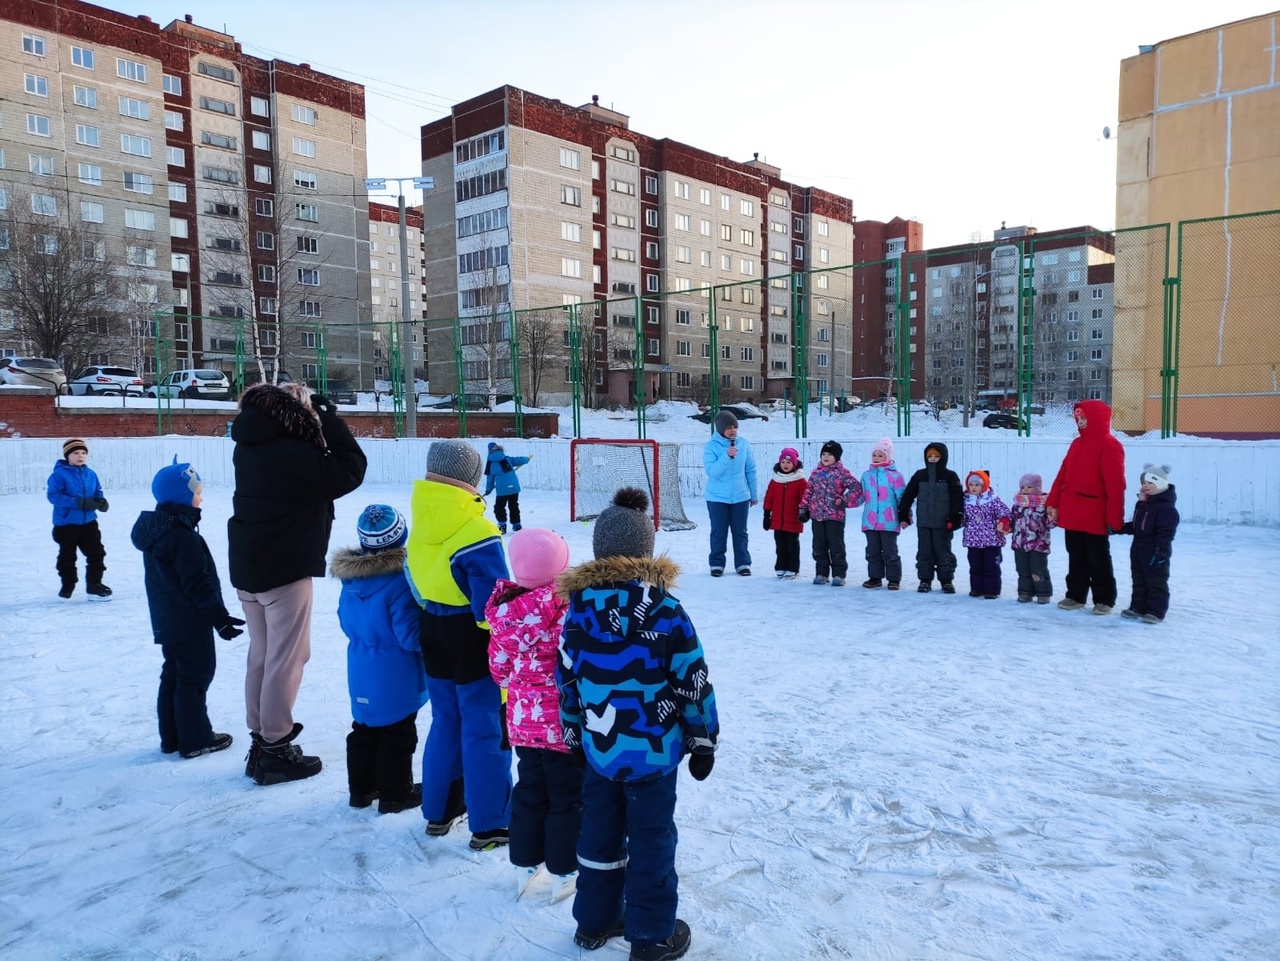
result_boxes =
[1046,400,1126,534]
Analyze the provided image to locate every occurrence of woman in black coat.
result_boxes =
[229,383,367,784]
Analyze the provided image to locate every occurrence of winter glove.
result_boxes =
[902,510,912,526]
[94,497,109,513]
[310,393,335,415]
[762,510,772,531]
[563,722,585,763]
[215,616,246,640]
[77,497,97,510]
[996,518,1012,535]
[945,521,954,530]
[1121,522,1135,535]
[688,751,715,781]
[1150,549,1170,568]
[797,507,810,524]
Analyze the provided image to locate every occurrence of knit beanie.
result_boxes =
[780,447,799,462]
[592,487,655,560]
[1018,473,1043,492]
[426,440,483,490]
[507,528,571,589]
[152,456,203,506]
[872,437,895,462]
[357,504,408,552]
[63,438,88,458]
[1141,463,1171,494]
[713,409,738,435]
[820,440,843,461]
[965,470,991,493]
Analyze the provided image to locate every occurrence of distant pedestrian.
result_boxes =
[484,442,531,534]
[702,409,758,576]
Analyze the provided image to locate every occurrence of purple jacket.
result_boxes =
[963,491,1012,549]
[799,462,863,522]
[1010,493,1054,553]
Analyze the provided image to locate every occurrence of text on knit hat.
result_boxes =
[357,504,408,552]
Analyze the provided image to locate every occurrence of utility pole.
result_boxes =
[364,175,435,438]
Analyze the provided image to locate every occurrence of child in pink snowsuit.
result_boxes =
[486,528,582,902]
[1010,472,1054,604]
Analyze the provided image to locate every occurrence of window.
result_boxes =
[561,185,581,206]
[169,217,188,238]
[611,213,635,229]
[1091,308,1104,320]
[292,104,317,125]
[740,346,754,361]
[296,203,318,222]
[297,268,320,286]
[80,201,104,223]
[27,114,52,137]
[1092,287,1105,300]
[1091,328,1104,341]
[611,179,635,196]
[120,134,151,157]
[645,174,659,194]
[819,247,830,264]
[123,171,154,194]
[454,130,505,163]
[645,209,658,228]
[794,218,804,234]
[201,131,237,150]
[164,110,183,130]
[124,209,155,231]
[259,297,277,315]
[1067,309,1080,322]
[256,231,275,250]
[126,245,156,267]
[31,194,57,216]
[27,153,53,177]
[251,96,269,117]
[817,221,830,237]
[23,34,47,57]
[116,58,147,83]
[740,376,755,391]
[25,74,49,97]
[163,74,182,96]
[612,247,635,262]
[646,274,659,292]
[721,194,732,211]
[118,96,149,120]
[78,163,103,186]
[740,199,754,217]
[740,229,755,246]
[611,144,636,163]
[740,258,755,276]
[674,244,691,263]
[71,45,94,69]
[561,258,582,278]
[254,165,272,184]
[297,236,319,254]
[168,182,187,202]
[561,221,581,242]
[292,137,316,158]
[166,146,185,166]
[741,288,754,304]
[255,197,274,217]
[1067,329,1080,342]
[720,224,732,242]
[199,96,235,116]
[559,147,581,170]
[675,214,690,232]
[299,300,322,318]
[197,61,235,82]
[289,170,317,191]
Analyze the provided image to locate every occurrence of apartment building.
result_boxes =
[367,201,426,384]
[905,225,1116,409]
[420,86,888,408]
[0,0,371,388]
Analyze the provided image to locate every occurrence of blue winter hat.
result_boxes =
[357,504,408,552]
[152,456,203,506]
[488,442,502,451]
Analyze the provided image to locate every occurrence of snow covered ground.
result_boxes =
[1,479,1277,961]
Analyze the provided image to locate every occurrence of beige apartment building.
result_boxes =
[0,0,373,389]
[367,201,426,385]
[1115,10,1280,435]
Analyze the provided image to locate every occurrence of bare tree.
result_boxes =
[458,260,512,406]
[0,189,122,368]
[515,308,560,407]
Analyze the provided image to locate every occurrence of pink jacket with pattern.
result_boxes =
[486,579,571,752]
[1010,493,1054,553]
[798,462,863,522]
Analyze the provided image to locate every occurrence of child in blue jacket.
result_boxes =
[484,442,531,534]
[331,504,429,813]
[47,438,111,599]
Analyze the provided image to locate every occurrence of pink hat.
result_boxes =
[780,447,799,462]
[872,437,895,462]
[507,528,570,589]
[1018,473,1043,491]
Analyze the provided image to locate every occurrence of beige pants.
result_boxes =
[239,578,313,743]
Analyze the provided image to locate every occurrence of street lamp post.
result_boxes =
[364,175,435,438]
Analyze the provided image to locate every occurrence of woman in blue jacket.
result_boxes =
[484,442,530,534]
[701,410,758,576]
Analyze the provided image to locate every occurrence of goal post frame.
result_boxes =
[570,438,661,531]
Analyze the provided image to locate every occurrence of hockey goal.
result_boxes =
[570,439,697,531]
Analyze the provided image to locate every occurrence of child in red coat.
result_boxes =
[762,447,808,579]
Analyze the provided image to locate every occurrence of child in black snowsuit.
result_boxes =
[1119,463,1180,624]
[130,458,245,758]
[46,438,111,599]
[897,442,964,593]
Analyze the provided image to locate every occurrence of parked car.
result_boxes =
[307,379,357,405]
[0,357,68,393]
[983,413,1027,430]
[689,403,770,424]
[69,365,145,396]
[428,393,495,411]
[146,369,232,400]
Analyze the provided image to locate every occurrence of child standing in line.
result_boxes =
[1119,464,1180,624]
[898,442,964,593]
[331,504,428,814]
[557,487,718,960]
[1010,473,1055,604]
[484,442,531,534]
[47,438,111,599]
[857,437,907,590]
[962,470,1012,599]
[130,458,243,758]
[762,447,808,579]
[486,528,582,903]
[797,441,862,587]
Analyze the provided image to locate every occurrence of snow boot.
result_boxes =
[469,828,510,851]
[86,582,112,600]
[498,522,508,535]
[1120,608,1141,619]
[426,778,467,836]
[58,579,75,599]
[514,864,541,898]
[253,723,322,785]
[941,581,956,594]
[1017,593,1032,603]
[244,732,263,778]
[887,582,900,591]
[1035,595,1051,604]
[917,581,932,593]
[1141,613,1162,624]
[813,575,829,585]
[630,919,691,961]
[378,783,423,815]
[550,870,577,904]
[181,732,233,759]
[862,578,882,589]
[830,577,845,587]
[1057,598,1086,610]
[511,523,522,532]
[349,790,378,809]
[574,918,626,951]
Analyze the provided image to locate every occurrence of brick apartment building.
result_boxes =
[419,85,918,408]
[367,200,426,384]
[0,0,373,389]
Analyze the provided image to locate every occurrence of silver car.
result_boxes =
[0,357,68,393]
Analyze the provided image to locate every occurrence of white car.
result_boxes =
[0,357,68,393]
[146,369,232,400]
[69,365,145,396]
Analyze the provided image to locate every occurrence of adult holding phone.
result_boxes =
[702,409,758,577]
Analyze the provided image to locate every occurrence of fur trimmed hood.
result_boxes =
[330,546,407,580]
[556,554,679,599]
[233,384,326,449]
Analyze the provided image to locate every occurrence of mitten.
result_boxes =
[688,751,715,781]
[77,497,97,510]
[946,521,954,530]
[762,510,772,531]
[1150,549,1170,567]
[94,497,109,512]
[310,393,335,415]
[797,507,810,524]
[215,616,246,640]
[996,518,1012,535]
[1121,522,1135,535]
[563,723,585,762]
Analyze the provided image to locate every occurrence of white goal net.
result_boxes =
[570,439,697,531]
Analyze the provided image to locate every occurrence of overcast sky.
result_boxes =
[112,0,1274,246]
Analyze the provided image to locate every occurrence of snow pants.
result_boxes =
[773,530,801,575]
[510,746,586,876]
[864,530,902,584]
[914,526,957,584]
[52,521,106,588]
[157,631,216,754]
[1128,543,1172,619]
[1063,530,1117,607]
[968,546,1003,596]
[810,520,847,578]
[347,712,419,799]
[1014,548,1052,599]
